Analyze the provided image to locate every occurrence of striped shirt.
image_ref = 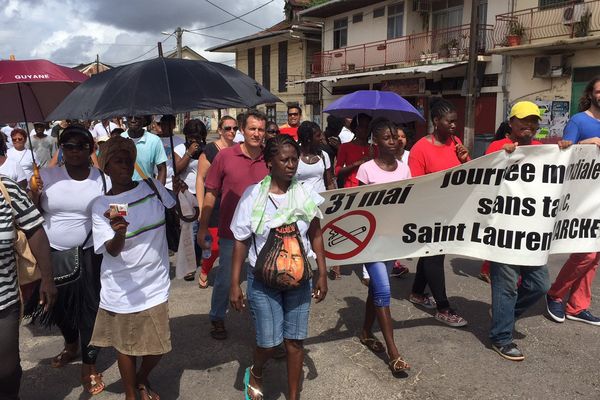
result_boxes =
[0,176,44,310]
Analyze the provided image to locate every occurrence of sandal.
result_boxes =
[82,373,105,396]
[137,383,160,400]
[388,356,410,373]
[328,268,341,280]
[210,320,227,340]
[198,273,209,289]
[51,347,79,368]
[359,336,386,353]
[184,271,195,281]
[243,366,263,400]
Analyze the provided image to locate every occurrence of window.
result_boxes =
[432,2,463,30]
[262,45,270,90]
[352,13,363,23]
[373,7,385,18]
[333,18,348,49]
[266,105,276,122]
[278,41,287,93]
[247,48,255,79]
[539,0,577,9]
[387,2,405,39]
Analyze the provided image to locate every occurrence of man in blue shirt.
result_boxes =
[121,115,167,184]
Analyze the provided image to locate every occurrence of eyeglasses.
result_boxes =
[62,142,90,151]
[288,112,299,116]
[222,126,239,131]
[266,129,279,134]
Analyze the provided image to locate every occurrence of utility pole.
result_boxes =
[175,27,183,133]
[464,0,480,154]
[96,54,100,75]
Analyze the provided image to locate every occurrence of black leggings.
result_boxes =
[55,248,102,365]
[0,302,21,400]
[411,255,450,311]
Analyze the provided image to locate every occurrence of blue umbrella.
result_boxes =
[324,90,425,123]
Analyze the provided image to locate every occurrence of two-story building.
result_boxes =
[207,0,322,125]
[490,0,600,140]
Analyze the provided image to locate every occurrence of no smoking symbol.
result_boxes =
[322,210,376,260]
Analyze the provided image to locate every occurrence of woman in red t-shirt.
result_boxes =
[407,99,469,327]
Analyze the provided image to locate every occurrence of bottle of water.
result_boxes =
[202,234,212,259]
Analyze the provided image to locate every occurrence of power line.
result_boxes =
[184,30,230,41]
[189,0,275,32]
[106,32,175,65]
[201,0,266,31]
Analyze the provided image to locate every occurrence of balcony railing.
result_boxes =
[311,24,493,76]
[493,0,600,47]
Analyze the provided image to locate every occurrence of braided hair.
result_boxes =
[263,133,300,167]
[430,98,456,123]
[297,121,321,153]
[368,117,396,141]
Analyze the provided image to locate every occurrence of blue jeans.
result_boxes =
[364,261,392,307]
[209,238,243,322]
[489,262,550,346]
[246,270,312,348]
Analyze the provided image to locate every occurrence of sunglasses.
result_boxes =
[127,116,143,121]
[11,137,25,142]
[266,129,279,134]
[62,142,90,151]
[222,126,239,131]
[288,112,299,116]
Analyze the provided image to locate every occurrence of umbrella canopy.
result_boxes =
[0,59,88,122]
[48,57,281,120]
[324,90,425,124]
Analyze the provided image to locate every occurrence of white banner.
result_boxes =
[320,145,600,266]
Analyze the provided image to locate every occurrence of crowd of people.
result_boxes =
[1,77,600,400]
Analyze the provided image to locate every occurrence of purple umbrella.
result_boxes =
[324,90,425,123]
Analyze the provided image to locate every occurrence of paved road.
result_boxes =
[20,254,600,399]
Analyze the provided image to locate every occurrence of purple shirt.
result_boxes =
[204,144,268,239]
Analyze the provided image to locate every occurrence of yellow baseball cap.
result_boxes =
[509,101,541,119]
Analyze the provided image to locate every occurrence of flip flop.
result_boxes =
[389,356,410,373]
[244,367,263,400]
[183,272,195,281]
[137,383,160,400]
[359,336,386,353]
[82,373,105,396]
[198,274,209,289]
[51,347,79,368]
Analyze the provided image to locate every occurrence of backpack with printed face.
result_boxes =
[253,223,312,290]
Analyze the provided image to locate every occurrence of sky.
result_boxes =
[0,0,286,67]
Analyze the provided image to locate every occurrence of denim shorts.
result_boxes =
[246,268,312,348]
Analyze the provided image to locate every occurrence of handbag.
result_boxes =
[252,197,312,290]
[0,180,41,286]
[50,230,91,287]
[143,178,180,252]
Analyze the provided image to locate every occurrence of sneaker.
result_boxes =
[546,295,565,323]
[492,342,525,361]
[408,293,437,309]
[435,308,468,327]
[566,310,600,326]
[390,262,409,278]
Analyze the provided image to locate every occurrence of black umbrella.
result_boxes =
[47,57,281,121]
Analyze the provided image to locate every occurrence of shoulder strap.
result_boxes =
[134,162,149,180]
[143,178,164,206]
[0,179,12,210]
[98,169,107,194]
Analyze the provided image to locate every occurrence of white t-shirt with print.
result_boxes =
[92,179,175,313]
[174,143,198,194]
[40,166,108,250]
[0,157,27,184]
[230,184,324,267]
[296,150,331,194]
[160,136,185,190]
[7,147,34,179]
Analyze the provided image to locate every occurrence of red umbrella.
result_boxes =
[0,59,88,174]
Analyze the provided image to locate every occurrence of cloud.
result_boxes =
[50,36,96,63]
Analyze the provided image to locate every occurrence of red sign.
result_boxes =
[322,210,376,260]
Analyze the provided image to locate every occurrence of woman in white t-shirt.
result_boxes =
[296,121,335,193]
[89,136,177,400]
[30,125,108,395]
[355,118,411,375]
[6,128,34,181]
[0,132,27,188]
[229,135,328,400]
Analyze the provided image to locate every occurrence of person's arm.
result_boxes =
[229,239,249,312]
[156,162,167,185]
[25,226,57,312]
[174,142,200,172]
[103,210,128,257]
[47,151,59,167]
[195,153,210,215]
[579,137,600,146]
[197,189,217,248]
[308,218,328,303]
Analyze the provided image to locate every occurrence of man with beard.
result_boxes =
[121,115,167,184]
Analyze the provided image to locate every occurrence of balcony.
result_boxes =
[493,0,600,49]
[311,24,493,77]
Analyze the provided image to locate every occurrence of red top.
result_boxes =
[485,137,542,154]
[204,144,268,239]
[408,135,465,177]
[279,127,298,141]
[335,142,378,188]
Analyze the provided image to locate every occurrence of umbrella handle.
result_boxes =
[30,164,41,192]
